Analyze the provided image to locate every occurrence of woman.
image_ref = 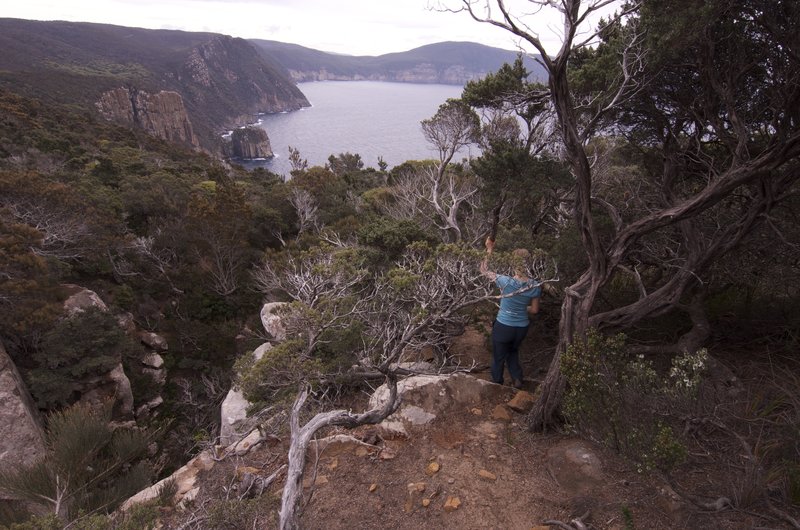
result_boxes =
[480,237,541,388]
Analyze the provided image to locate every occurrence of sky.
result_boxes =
[0,0,623,57]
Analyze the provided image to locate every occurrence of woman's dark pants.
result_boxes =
[491,320,529,384]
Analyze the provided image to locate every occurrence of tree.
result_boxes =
[252,242,500,528]
[454,0,800,430]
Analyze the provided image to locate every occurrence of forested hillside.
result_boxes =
[0,18,309,151]
[0,1,799,528]
[249,40,548,84]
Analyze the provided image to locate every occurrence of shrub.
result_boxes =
[561,329,706,472]
[0,403,151,524]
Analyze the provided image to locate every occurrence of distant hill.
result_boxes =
[0,18,309,151]
[249,40,547,85]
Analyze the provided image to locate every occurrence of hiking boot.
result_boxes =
[512,379,524,389]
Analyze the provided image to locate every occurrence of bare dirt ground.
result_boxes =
[160,320,799,529]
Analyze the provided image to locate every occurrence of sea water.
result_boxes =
[243,81,472,177]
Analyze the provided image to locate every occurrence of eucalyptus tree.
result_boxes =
[452,0,800,429]
[386,99,482,243]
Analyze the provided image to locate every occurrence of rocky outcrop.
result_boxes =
[260,302,287,341]
[225,126,274,159]
[121,450,216,511]
[78,363,135,419]
[220,342,272,445]
[369,374,515,437]
[0,340,46,472]
[63,283,109,315]
[96,87,200,149]
[60,285,137,419]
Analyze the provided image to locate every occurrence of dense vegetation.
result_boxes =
[1,0,799,527]
[0,18,309,151]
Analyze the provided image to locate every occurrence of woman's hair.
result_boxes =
[512,248,530,275]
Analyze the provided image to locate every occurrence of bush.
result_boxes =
[561,329,706,472]
[0,403,151,525]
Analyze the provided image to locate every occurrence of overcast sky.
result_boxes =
[0,0,622,56]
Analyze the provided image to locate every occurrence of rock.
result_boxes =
[135,396,164,419]
[235,466,261,481]
[229,429,263,456]
[507,390,535,413]
[546,439,605,496]
[62,284,108,315]
[260,302,287,341]
[139,331,168,352]
[478,469,497,481]
[425,462,440,476]
[369,483,377,492]
[379,447,397,460]
[77,363,134,419]
[122,450,215,510]
[227,126,274,159]
[219,342,272,445]
[443,496,461,512]
[369,374,514,436]
[0,341,46,475]
[491,404,512,422]
[96,87,200,149]
[422,498,431,507]
[116,312,137,335]
[142,353,164,369]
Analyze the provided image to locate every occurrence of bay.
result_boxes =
[244,81,474,177]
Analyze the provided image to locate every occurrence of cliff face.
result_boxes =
[225,126,274,159]
[176,35,310,146]
[96,87,200,149]
[0,20,310,152]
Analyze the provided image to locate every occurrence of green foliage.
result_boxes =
[326,152,364,176]
[27,308,142,409]
[357,217,432,261]
[0,403,151,524]
[562,330,706,472]
[236,339,321,406]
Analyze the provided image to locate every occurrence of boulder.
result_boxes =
[142,352,164,369]
[219,342,272,445]
[116,312,137,336]
[139,331,168,351]
[0,341,46,474]
[546,439,605,496]
[62,284,108,315]
[260,302,287,341]
[369,374,514,436]
[121,450,215,510]
[77,363,134,419]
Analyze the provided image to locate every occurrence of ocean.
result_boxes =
[241,81,474,177]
